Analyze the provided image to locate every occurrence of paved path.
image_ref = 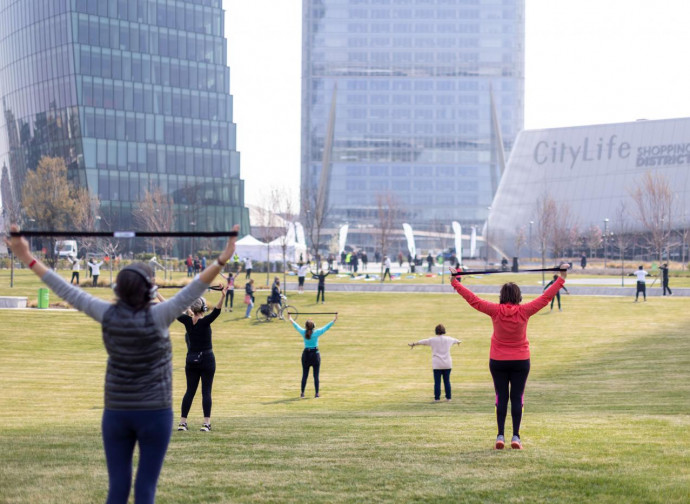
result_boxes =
[283,281,689,297]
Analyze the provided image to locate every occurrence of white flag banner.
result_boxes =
[295,222,306,246]
[338,224,349,254]
[451,221,462,264]
[285,222,296,244]
[402,223,416,259]
[470,226,477,258]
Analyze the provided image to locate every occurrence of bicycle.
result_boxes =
[255,294,298,322]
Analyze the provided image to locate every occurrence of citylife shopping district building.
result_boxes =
[488,117,690,258]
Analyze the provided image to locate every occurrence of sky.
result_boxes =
[224,0,690,207]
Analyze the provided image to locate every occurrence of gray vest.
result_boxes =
[101,303,172,410]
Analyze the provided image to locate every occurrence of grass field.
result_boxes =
[0,271,689,503]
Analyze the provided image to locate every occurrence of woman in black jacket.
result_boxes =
[167,285,228,432]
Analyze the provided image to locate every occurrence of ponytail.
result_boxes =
[305,320,315,340]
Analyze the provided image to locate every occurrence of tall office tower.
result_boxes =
[301,0,524,231]
[0,0,249,241]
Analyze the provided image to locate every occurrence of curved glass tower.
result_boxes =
[0,0,249,240]
[301,0,525,230]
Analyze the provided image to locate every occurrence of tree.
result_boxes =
[262,185,297,290]
[72,188,100,275]
[301,181,329,264]
[614,202,635,286]
[678,212,689,270]
[551,203,578,259]
[21,156,79,267]
[134,188,175,280]
[1,163,21,230]
[535,194,557,286]
[514,225,526,259]
[376,192,401,276]
[583,225,603,259]
[630,171,673,261]
[256,188,289,285]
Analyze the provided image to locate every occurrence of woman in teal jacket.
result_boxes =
[288,313,337,398]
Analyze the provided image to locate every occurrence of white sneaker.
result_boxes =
[177,422,188,431]
[200,423,211,432]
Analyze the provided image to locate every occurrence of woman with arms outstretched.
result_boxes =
[5,224,239,504]
[449,264,568,450]
[288,313,337,398]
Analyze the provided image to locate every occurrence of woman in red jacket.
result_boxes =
[449,264,569,450]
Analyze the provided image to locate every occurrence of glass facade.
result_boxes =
[301,0,525,229]
[489,118,690,257]
[0,0,249,241]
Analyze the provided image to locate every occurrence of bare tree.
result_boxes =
[267,186,297,291]
[21,156,78,267]
[134,188,175,280]
[514,225,526,259]
[535,194,557,286]
[678,212,689,270]
[1,163,21,231]
[630,171,673,261]
[93,212,121,285]
[256,188,290,285]
[301,181,329,264]
[582,225,603,259]
[376,192,401,276]
[614,202,635,286]
[551,203,578,260]
[72,188,100,275]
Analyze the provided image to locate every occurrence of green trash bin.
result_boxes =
[38,288,49,309]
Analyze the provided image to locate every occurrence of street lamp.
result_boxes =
[528,220,534,263]
[603,218,609,271]
[485,206,492,267]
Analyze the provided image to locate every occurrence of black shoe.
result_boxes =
[177,422,188,431]
[200,423,211,432]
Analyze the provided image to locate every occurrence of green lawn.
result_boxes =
[0,272,688,503]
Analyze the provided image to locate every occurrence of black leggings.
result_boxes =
[181,352,216,418]
[316,285,325,303]
[224,289,234,308]
[489,359,530,437]
[301,349,321,394]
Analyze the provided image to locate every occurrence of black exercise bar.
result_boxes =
[10,230,238,238]
[451,267,568,277]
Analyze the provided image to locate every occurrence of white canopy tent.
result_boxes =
[235,225,307,264]
[234,234,269,262]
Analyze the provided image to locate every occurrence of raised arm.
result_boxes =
[4,225,110,322]
[449,268,499,317]
[313,320,334,338]
[523,264,569,316]
[215,284,228,310]
[289,316,305,336]
[198,224,240,285]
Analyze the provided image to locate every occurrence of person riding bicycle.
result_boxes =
[270,277,282,318]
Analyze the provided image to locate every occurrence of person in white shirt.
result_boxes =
[244,258,253,279]
[382,255,392,282]
[633,265,648,302]
[69,255,80,285]
[409,324,462,401]
[90,258,104,286]
[296,262,309,294]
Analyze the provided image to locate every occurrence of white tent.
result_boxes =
[234,234,269,262]
[236,223,308,264]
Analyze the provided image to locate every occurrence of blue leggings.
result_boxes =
[102,408,173,504]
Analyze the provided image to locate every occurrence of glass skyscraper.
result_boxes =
[0,0,248,241]
[302,0,524,230]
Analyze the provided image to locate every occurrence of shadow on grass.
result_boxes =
[261,397,303,405]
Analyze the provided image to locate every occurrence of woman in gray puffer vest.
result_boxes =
[5,224,239,504]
